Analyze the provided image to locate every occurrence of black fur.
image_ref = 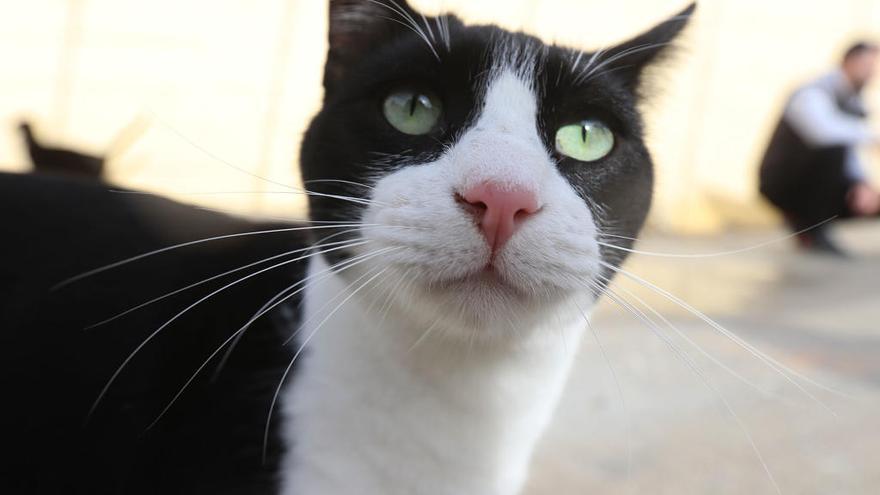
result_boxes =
[0,172,303,494]
[303,1,694,268]
[0,1,693,492]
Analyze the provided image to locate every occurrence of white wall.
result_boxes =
[1,0,878,231]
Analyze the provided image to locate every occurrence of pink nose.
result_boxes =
[459,182,540,254]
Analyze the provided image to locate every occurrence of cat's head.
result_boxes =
[300,0,694,341]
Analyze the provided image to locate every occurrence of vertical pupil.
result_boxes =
[581,125,588,143]
[409,94,419,116]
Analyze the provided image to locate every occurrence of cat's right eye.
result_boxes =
[383,88,443,136]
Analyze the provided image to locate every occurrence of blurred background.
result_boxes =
[2,0,879,493]
[2,0,879,231]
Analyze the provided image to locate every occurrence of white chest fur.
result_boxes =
[280,257,588,495]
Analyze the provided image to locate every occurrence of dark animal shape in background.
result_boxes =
[18,117,149,181]
[19,121,105,179]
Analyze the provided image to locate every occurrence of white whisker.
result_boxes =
[595,273,798,405]
[589,281,781,495]
[301,179,375,190]
[111,187,380,207]
[192,205,301,223]
[573,299,632,485]
[419,13,436,43]
[598,217,838,259]
[54,224,377,290]
[263,264,392,462]
[367,0,440,61]
[434,15,451,51]
[85,241,367,420]
[212,246,402,379]
[408,317,442,352]
[145,246,397,429]
[282,252,401,346]
[376,266,414,329]
[576,43,671,85]
[85,234,365,329]
[599,260,848,408]
[150,114,386,207]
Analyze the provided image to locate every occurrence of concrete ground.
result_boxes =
[524,221,880,495]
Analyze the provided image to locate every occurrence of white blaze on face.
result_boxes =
[451,70,554,194]
[282,70,599,495]
[360,66,601,335]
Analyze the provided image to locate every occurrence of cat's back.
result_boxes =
[0,172,306,494]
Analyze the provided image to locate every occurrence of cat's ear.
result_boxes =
[325,0,419,92]
[600,2,696,92]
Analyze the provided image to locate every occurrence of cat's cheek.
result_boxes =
[497,184,603,292]
[359,161,491,273]
[364,162,456,218]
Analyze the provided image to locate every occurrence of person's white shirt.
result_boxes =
[784,70,875,180]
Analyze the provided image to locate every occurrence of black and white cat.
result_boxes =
[0,1,694,493]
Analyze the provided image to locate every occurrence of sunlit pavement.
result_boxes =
[525,220,880,495]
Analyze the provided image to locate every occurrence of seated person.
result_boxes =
[760,42,880,256]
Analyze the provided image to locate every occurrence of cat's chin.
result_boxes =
[384,264,587,341]
[437,266,531,296]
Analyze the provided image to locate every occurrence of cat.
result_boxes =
[0,1,694,493]
[19,121,106,179]
[18,117,149,180]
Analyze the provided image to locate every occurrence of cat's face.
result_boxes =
[301,0,693,340]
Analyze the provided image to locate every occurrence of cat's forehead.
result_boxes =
[347,23,627,111]
[484,29,551,74]
[325,1,693,103]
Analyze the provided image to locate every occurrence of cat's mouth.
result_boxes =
[432,263,559,301]
[461,266,518,290]
[397,259,577,335]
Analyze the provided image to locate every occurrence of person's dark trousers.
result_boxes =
[761,143,858,229]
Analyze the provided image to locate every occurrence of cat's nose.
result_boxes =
[458,182,540,254]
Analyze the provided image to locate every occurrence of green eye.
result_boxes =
[555,120,615,162]
[383,88,442,135]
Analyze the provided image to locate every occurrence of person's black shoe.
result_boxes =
[796,229,850,258]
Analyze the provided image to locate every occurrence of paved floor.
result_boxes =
[524,221,880,495]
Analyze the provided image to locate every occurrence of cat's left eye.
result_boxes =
[383,88,443,136]
[555,120,615,162]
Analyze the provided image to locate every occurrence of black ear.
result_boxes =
[599,2,696,92]
[325,0,420,93]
